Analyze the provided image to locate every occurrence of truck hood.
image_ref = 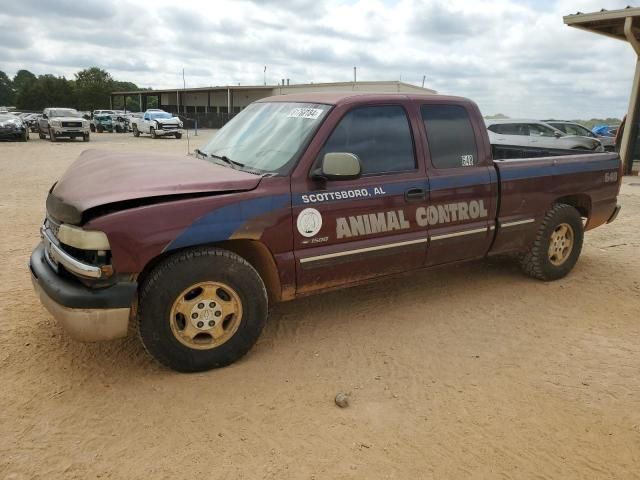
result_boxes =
[47,149,262,224]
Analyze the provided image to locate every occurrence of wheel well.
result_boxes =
[555,194,591,219]
[137,240,283,303]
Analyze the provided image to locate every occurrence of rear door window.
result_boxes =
[422,104,478,168]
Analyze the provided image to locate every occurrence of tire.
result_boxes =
[115,125,122,133]
[49,128,56,142]
[90,124,96,132]
[97,125,104,133]
[133,124,140,137]
[83,133,90,142]
[38,130,46,139]
[151,127,157,139]
[138,247,268,372]
[175,132,182,139]
[21,130,28,142]
[520,203,584,281]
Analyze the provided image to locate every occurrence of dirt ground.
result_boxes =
[1,132,639,479]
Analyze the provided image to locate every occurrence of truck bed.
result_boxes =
[490,152,621,255]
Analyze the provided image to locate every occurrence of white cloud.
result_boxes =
[0,0,635,118]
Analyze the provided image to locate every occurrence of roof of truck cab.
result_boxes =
[256,92,465,106]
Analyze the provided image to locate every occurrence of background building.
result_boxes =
[110,80,437,127]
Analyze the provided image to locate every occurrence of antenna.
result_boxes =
[421,75,426,88]
[183,68,190,155]
[264,65,267,86]
[353,66,357,83]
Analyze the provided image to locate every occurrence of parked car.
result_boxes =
[0,113,29,141]
[486,119,604,152]
[31,93,622,372]
[39,108,90,142]
[90,110,116,132]
[131,110,183,138]
[546,120,615,152]
[93,114,114,133]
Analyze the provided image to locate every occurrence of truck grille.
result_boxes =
[62,121,82,128]
[158,123,178,130]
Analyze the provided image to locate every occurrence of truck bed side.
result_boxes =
[490,153,621,255]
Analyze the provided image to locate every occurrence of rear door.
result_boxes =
[420,102,497,266]
[291,102,429,294]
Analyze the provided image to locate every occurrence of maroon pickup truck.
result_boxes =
[30,93,622,372]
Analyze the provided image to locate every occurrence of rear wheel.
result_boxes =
[138,247,268,372]
[520,203,584,281]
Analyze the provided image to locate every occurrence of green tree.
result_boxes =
[74,67,114,111]
[16,74,76,111]
[0,71,15,106]
[12,69,37,95]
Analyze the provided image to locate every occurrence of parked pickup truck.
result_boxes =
[131,109,183,138]
[30,93,622,372]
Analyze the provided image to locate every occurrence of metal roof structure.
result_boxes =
[564,6,640,174]
[564,6,640,42]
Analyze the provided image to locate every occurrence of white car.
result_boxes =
[131,110,183,139]
[545,120,616,152]
[486,119,604,152]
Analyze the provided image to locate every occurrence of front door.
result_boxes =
[291,103,429,294]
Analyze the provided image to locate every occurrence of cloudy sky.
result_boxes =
[0,0,635,118]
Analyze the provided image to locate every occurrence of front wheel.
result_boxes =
[137,247,268,372]
[83,133,90,142]
[175,132,182,139]
[150,127,157,138]
[133,124,140,137]
[48,128,56,142]
[520,203,584,281]
[90,124,96,132]
[97,125,104,133]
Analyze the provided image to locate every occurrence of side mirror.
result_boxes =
[554,131,562,138]
[314,152,362,181]
[42,113,48,119]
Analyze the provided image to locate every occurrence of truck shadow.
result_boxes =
[37,256,526,378]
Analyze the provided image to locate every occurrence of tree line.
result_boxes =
[0,67,156,112]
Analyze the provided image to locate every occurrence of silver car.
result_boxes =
[486,119,604,152]
[545,120,615,152]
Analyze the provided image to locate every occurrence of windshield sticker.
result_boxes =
[287,108,323,120]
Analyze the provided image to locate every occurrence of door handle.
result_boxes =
[405,188,426,202]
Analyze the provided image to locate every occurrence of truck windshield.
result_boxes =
[199,102,331,174]
[50,109,81,118]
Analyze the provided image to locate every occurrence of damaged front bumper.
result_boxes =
[29,242,137,341]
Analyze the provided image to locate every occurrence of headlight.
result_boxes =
[50,120,61,127]
[179,122,183,128]
[57,224,110,250]
[83,120,89,127]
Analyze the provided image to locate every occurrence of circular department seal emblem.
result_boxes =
[296,208,323,237]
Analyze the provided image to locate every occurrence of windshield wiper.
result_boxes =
[208,153,246,170]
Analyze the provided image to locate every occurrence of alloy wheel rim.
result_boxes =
[169,281,243,350]
[548,223,574,266]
